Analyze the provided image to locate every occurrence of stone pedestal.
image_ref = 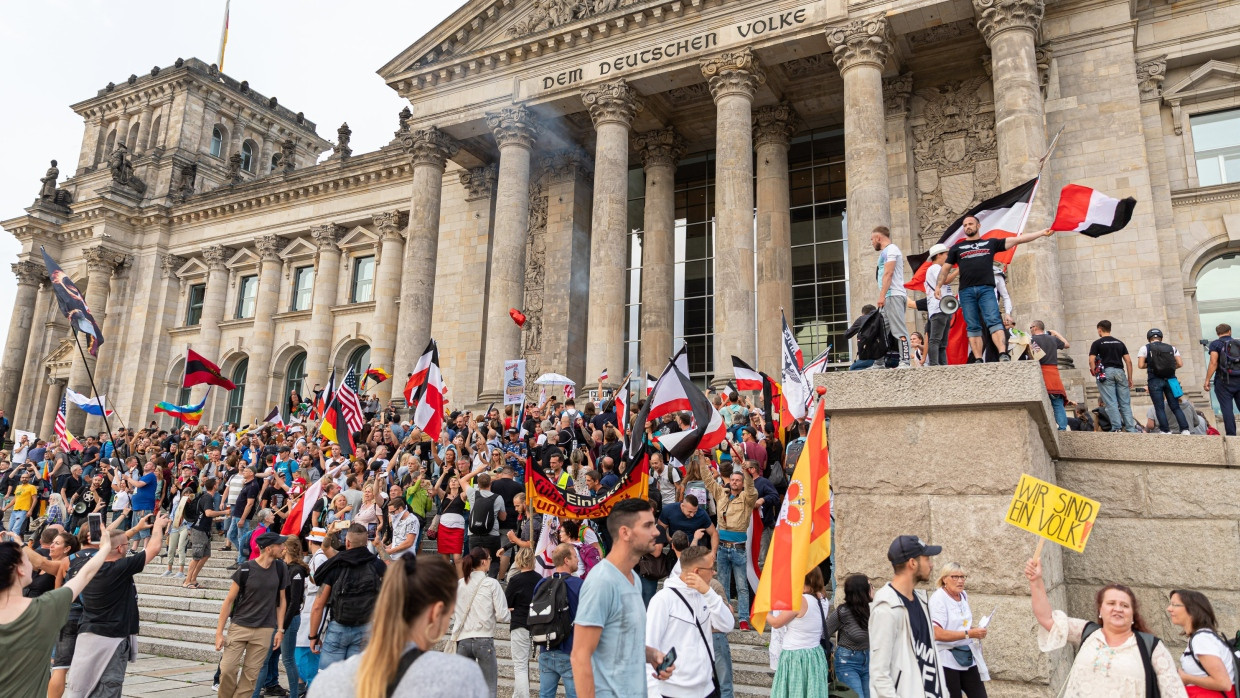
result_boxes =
[635,128,686,375]
[702,48,765,383]
[480,107,541,402]
[369,212,405,405]
[242,235,287,422]
[583,80,642,388]
[828,17,894,321]
[307,225,344,388]
[754,105,796,374]
[0,262,44,419]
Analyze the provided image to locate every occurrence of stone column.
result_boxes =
[753,104,797,374]
[79,117,103,171]
[975,0,1059,327]
[198,99,220,156]
[540,149,595,387]
[828,17,895,320]
[41,379,65,439]
[115,112,132,151]
[634,127,685,375]
[480,107,541,401]
[0,262,44,419]
[85,256,132,435]
[448,166,499,405]
[231,116,248,159]
[370,211,406,404]
[135,103,155,155]
[14,281,55,430]
[307,225,344,385]
[701,48,765,381]
[260,128,277,174]
[582,80,643,387]
[393,128,457,384]
[65,246,124,435]
[242,235,287,422]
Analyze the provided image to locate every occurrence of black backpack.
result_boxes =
[330,562,382,627]
[1222,338,1240,377]
[469,492,497,536]
[1077,622,1162,698]
[528,575,573,648]
[1145,342,1177,379]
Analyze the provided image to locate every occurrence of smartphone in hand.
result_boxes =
[657,647,677,673]
[88,513,104,542]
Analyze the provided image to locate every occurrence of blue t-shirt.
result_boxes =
[533,572,583,653]
[276,460,296,486]
[130,473,159,511]
[575,559,647,698]
[659,504,713,547]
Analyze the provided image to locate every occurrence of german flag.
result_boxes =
[184,348,236,390]
[364,367,390,385]
[319,398,354,458]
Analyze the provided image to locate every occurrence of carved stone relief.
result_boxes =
[911,76,1000,244]
[783,53,833,79]
[509,0,642,38]
[522,172,549,390]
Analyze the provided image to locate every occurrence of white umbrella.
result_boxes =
[533,372,576,386]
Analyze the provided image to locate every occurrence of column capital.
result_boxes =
[160,253,186,278]
[486,106,542,150]
[11,260,45,287]
[458,165,499,202]
[883,73,914,114]
[826,16,894,73]
[582,79,644,128]
[1137,55,1167,100]
[201,245,234,271]
[372,210,408,240]
[753,103,799,150]
[539,148,593,184]
[634,127,687,169]
[973,0,1044,44]
[700,48,766,102]
[310,224,346,252]
[83,245,129,275]
[255,234,289,261]
[401,126,458,169]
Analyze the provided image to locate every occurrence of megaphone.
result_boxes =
[73,501,89,514]
[940,293,960,315]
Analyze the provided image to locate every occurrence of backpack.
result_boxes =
[854,311,889,361]
[1183,629,1240,697]
[330,561,382,626]
[528,576,573,648]
[576,542,601,578]
[1222,338,1240,377]
[469,491,497,536]
[648,473,664,519]
[1078,621,1162,698]
[239,527,257,558]
[232,559,289,619]
[1145,342,1177,379]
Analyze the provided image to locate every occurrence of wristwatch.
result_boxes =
[308,634,318,641]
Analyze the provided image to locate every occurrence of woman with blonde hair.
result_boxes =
[309,554,486,697]
[929,562,989,697]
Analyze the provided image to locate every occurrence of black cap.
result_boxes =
[888,535,942,565]
[255,531,287,548]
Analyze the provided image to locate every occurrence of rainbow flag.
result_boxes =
[154,390,209,426]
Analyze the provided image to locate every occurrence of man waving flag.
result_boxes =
[412,341,445,441]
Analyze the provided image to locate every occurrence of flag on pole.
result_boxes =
[184,348,236,390]
[801,347,831,384]
[54,394,84,451]
[730,356,763,392]
[413,342,445,441]
[404,341,435,405]
[752,397,832,632]
[613,381,629,436]
[154,391,209,426]
[646,373,658,396]
[746,509,764,591]
[319,396,355,458]
[598,368,609,383]
[364,367,391,387]
[41,248,105,356]
[64,388,114,417]
[905,177,1040,291]
[563,385,575,400]
[781,311,810,421]
[671,343,689,377]
[639,362,726,463]
[315,368,337,419]
[1050,184,1136,238]
[262,406,284,427]
[217,0,230,70]
[279,463,347,536]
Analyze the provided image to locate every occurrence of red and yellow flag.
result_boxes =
[752,397,832,632]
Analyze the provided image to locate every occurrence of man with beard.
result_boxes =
[871,535,947,698]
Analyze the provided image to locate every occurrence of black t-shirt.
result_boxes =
[896,587,945,697]
[24,547,56,598]
[505,570,543,630]
[490,478,524,529]
[83,446,101,468]
[192,491,217,532]
[1089,336,1129,369]
[232,478,262,517]
[59,475,84,502]
[79,553,146,638]
[230,559,289,629]
[945,237,1006,289]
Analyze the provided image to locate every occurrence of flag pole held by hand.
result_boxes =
[1034,538,1045,560]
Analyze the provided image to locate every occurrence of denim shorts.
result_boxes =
[958,285,1003,338]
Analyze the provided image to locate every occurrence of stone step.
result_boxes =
[136,635,220,664]
[136,583,229,601]
[491,658,774,694]
[136,572,234,591]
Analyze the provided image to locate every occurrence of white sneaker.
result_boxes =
[1181,430,1191,435]
[896,362,912,369]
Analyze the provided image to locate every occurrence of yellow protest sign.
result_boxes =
[1005,474,1100,553]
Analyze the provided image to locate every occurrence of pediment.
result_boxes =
[43,338,76,366]
[337,225,379,251]
[226,247,261,269]
[177,257,209,278]
[280,236,318,260]
[1162,60,1240,105]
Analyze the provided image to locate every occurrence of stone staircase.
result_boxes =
[136,542,775,697]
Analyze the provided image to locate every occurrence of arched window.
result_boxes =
[241,140,255,172]
[148,115,161,150]
[286,351,307,405]
[127,122,141,149]
[105,130,117,155]
[226,358,248,425]
[1198,253,1240,340]
[347,345,371,382]
[210,126,224,158]
[271,154,280,171]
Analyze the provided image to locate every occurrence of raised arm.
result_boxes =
[1025,557,1054,632]
[1004,227,1054,249]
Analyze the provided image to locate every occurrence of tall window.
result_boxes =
[1192,109,1240,186]
[148,115,161,150]
[286,352,307,401]
[241,141,255,172]
[347,345,371,381]
[236,275,258,319]
[186,283,206,325]
[624,168,645,377]
[210,126,224,158]
[292,266,314,311]
[226,359,248,425]
[788,129,850,366]
[350,256,375,303]
[177,385,193,408]
[675,154,717,387]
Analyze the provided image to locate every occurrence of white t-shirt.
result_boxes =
[925,264,951,316]
[651,465,682,505]
[1181,631,1237,683]
[388,511,420,559]
[930,587,980,672]
[877,243,906,297]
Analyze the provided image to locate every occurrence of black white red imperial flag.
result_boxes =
[905,177,1040,291]
[1050,184,1136,238]
[730,356,764,392]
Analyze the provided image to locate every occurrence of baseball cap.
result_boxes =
[888,535,942,565]
[928,243,949,257]
[307,527,327,543]
[256,531,288,548]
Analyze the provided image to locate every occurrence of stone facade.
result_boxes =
[4,0,1240,435]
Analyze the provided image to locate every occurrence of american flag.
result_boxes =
[54,393,71,450]
[337,367,366,433]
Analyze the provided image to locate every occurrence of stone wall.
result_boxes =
[820,362,1240,696]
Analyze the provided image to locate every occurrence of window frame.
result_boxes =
[350,255,376,304]
[226,358,248,425]
[240,140,256,173]
[185,283,206,326]
[235,274,258,319]
[291,266,314,311]
[210,126,224,158]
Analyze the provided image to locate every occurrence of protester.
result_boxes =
[432,473,468,575]
[922,243,953,366]
[535,543,583,698]
[1136,328,1192,434]
[871,535,946,698]
[0,526,112,698]
[646,544,733,698]
[1027,321,1070,430]
[214,531,290,698]
[185,477,227,589]
[827,573,873,698]
[464,472,507,578]
[1203,323,1240,436]
[295,528,328,687]
[702,463,758,630]
[1165,589,1237,697]
[307,554,488,698]
[1025,556,1186,697]
[308,523,386,671]
[505,548,540,698]
[768,567,831,698]
[929,562,989,698]
[452,546,510,698]
[1089,320,1138,432]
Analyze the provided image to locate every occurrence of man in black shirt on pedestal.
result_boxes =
[1088,319,1138,433]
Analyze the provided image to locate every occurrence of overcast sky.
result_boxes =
[0,0,457,370]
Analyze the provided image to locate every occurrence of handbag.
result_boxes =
[949,645,975,668]
[426,514,440,540]
[445,576,484,655]
[815,597,833,660]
